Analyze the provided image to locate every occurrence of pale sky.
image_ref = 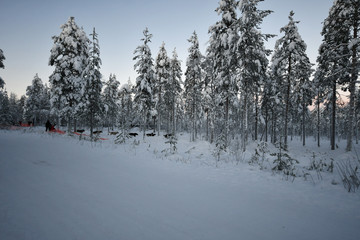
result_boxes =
[0,0,334,97]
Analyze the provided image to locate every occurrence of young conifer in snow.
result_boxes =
[236,0,274,150]
[102,74,120,131]
[208,0,238,148]
[49,17,90,133]
[133,28,155,137]
[270,11,310,150]
[25,74,45,125]
[154,42,171,135]
[81,27,103,140]
[184,31,203,142]
[0,49,5,89]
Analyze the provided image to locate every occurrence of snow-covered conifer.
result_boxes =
[133,28,155,137]
[184,31,203,142]
[316,2,354,150]
[25,74,45,125]
[102,74,120,131]
[48,17,90,133]
[81,27,103,139]
[119,78,133,131]
[167,48,183,135]
[208,0,238,147]
[236,0,274,150]
[154,42,171,135]
[270,11,311,150]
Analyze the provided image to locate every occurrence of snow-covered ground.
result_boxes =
[0,128,359,240]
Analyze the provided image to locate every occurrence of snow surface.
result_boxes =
[0,129,360,240]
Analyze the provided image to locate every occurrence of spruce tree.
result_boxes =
[102,74,120,131]
[81,27,103,139]
[184,31,203,142]
[25,74,45,126]
[236,0,273,150]
[154,42,171,135]
[49,17,90,133]
[168,48,183,135]
[317,2,352,150]
[208,0,238,147]
[119,78,133,132]
[133,28,155,138]
[271,11,310,150]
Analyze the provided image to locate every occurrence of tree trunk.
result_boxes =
[302,100,306,146]
[284,55,292,150]
[225,96,229,147]
[255,93,258,141]
[317,92,320,147]
[90,112,94,140]
[242,94,248,152]
[265,105,268,143]
[346,15,358,152]
[331,79,336,150]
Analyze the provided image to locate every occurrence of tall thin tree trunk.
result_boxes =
[317,92,320,147]
[346,15,358,152]
[255,93,258,141]
[284,55,292,150]
[225,96,229,147]
[265,105,268,143]
[302,100,306,146]
[242,94,248,152]
[331,79,336,150]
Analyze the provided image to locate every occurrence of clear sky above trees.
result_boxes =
[0,0,333,96]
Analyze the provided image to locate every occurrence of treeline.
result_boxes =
[0,0,359,152]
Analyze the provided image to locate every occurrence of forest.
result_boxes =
[0,0,359,154]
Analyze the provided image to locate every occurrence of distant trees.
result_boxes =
[25,74,50,125]
[103,74,120,131]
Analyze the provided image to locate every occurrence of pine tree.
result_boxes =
[81,27,103,139]
[184,31,203,142]
[0,49,5,89]
[154,42,171,135]
[49,17,90,133]
[25,74,45,126]
[133,28,155,138]
[103,74,120,131]
[208,0,238,147]
[271,11,310,150]
[236,0,274,150]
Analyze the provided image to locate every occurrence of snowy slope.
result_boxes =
[0,129,359,240]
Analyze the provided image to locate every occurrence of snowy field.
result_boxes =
[0,128,360,240]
